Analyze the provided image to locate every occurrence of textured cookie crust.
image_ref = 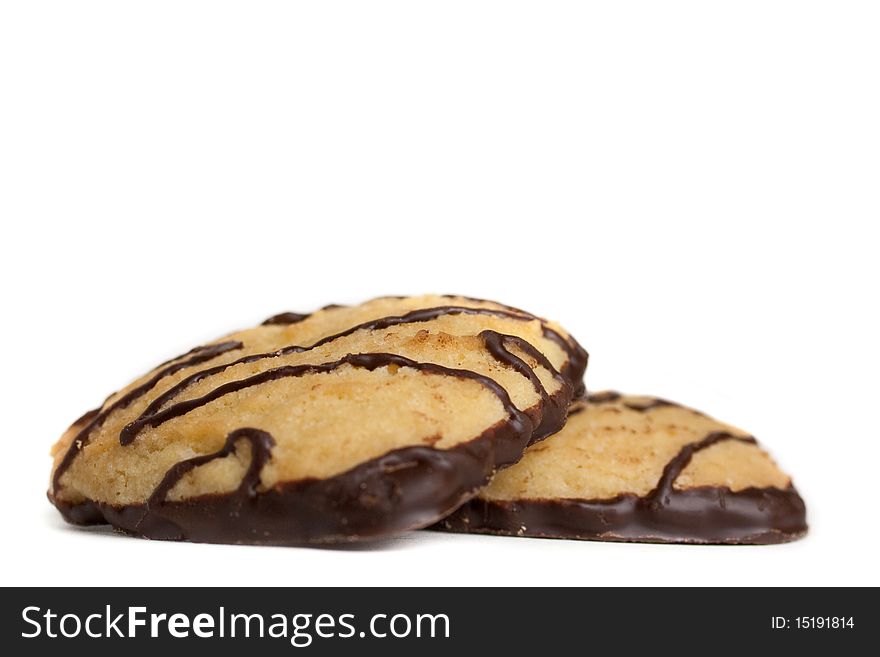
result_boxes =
[436,392,807,544]
[49,295,586,545]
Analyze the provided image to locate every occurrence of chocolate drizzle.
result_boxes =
[588,391,711,416]
[588,390,676,411]
[587,390,621,404]
[436,431,808,545]
[479,330,570,443]
[120,352,530,447]
[261,312,310,326]
[303,305,573,356]
[52,341,243,492]
[455,295,589,382]
[148,428,275,507]
[624,398,675,412]
[649,432,756,505]
[69,407,100,429]
[122,306,584,443]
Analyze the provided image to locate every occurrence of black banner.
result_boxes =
[2,587,869,654]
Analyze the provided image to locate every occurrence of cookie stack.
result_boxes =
[49,295,806,545]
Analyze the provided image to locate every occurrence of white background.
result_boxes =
[1,1,878,586]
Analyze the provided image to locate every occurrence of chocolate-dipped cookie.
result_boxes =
[436,392,807,544]
[49,295,586,545]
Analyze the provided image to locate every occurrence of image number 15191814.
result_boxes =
[771,617,855,630]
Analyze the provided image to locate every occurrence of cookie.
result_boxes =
[49,295,586,544]
[436,392,807,544]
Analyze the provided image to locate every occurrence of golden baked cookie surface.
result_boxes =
[481,394,789,501]
[438,391,807,545]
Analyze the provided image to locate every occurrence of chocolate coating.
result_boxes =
[438,486,807,545]
[436,430,807,545]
